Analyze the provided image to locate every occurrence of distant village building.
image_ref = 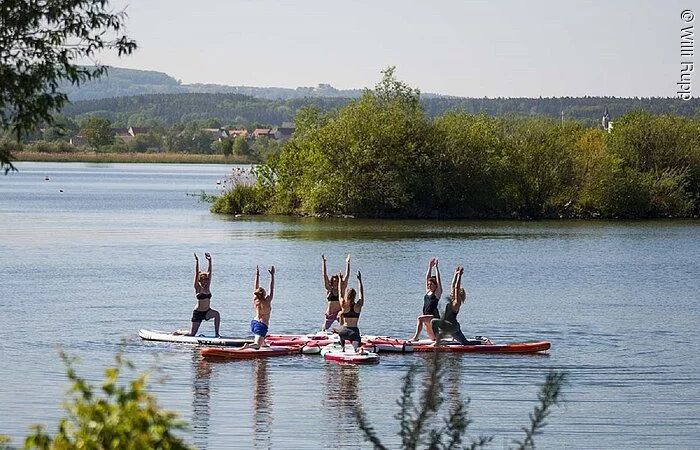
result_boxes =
[252,128,274,138]
[201,128,230,141]
[228,129,248,139]
[274,127,295,141]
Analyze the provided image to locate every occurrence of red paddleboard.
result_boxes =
[200,345,301,359]
[321,344,379,364]
[412,340,551,354]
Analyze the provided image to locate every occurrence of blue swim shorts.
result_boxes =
[251,320,269,337]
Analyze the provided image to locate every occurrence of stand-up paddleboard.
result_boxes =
[138,329,252,347]
[411,337,551,354]
[321,343,379,364]
[200,345,302,359]
[362,337,414,353]
[267,331,338,342]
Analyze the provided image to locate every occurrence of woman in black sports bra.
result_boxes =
[321,253,351,331]
[174,252,221,337]
[333,270,365,353]
[408,258,443,342]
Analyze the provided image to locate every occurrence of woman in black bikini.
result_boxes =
[333,270,365,354]
[321,253,351,332]
[174,252,221,337]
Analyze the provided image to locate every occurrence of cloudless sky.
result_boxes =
[94,0,695,98]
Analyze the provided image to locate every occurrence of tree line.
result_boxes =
[213,68,700,220]
[58,91,700,131]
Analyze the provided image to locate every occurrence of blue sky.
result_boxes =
[95,0,695,98]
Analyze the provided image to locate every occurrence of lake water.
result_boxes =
[0,162,698,449]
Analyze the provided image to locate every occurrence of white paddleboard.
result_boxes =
[138,329,252,346]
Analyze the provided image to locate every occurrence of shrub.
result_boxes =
[23,349,192,450]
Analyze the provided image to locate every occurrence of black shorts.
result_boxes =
[192,309,211,322]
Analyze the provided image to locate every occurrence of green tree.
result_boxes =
[432,113,504,217]
[128,133,162,153]
[267,67,434,217]
[82,117,114,148]
[0,0,136,173]
[211,138,232,157]
[232,135,251,157]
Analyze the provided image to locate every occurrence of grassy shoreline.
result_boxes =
[13,151,251,164]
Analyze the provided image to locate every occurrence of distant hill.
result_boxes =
[62,67,371,101]
[59,67,700,127]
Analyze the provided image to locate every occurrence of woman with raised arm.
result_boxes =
[408,257,442,342]
[321,253,351,332]
[174,252,221,337]
[432,265,472,345]
[333,270,365,354]
[243,265,275,349]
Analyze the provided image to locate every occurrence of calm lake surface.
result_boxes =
[0,162,698,449]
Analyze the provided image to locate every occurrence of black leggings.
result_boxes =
[430,318,470,345]
[336,326,361,348]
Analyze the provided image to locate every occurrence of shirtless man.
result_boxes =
[243,265,275,349]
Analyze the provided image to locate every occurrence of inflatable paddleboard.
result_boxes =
[321,343,379,364]
[200,345,301,359]
[362,337,414,353]
[138,329,252,347]
[412,338,551,354]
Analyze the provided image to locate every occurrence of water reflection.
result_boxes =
[252,358,273,450]
[191,351,212,450]
[322,362,362,443]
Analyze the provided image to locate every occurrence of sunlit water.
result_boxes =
[0,162,698,449]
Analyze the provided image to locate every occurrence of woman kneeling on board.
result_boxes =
[242,265,275,349]
[408,258,442,342]
[431,265,473,345]
[174,252,221,337]
[332,270,365,353]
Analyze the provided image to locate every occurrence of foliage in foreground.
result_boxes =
[354,345,566,450]
[21,350,192,450]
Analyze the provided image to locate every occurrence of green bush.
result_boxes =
[22,350,192,450]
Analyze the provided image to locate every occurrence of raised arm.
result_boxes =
[321,254,331,290]
[341,254,351,293]
[451,266,460,305]
[254,265,260,290]
[425,258,435,291]
[356,270,364,308]
[434,259,443,299]
[205,252,212,281]
[337,272,346,310]
[453,266,464,308]
[193,253,200,289]
[267,266,275,301]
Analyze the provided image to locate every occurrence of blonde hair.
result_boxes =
[345,288,357,303]
[254,287,266,300]
[450,288,466,304]
[198,272,210,280]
